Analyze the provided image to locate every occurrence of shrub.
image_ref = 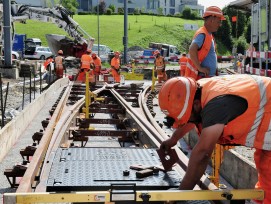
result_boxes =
[106,8,112,15]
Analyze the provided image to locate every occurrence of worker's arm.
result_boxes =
[189,43,210,76]
[160,123,195,152]
[179,123,224,190]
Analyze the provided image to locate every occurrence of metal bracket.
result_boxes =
[139,193,151,203]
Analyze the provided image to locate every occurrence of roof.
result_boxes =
[228,0,258,12]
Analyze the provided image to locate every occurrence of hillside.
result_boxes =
[14,14,229,55]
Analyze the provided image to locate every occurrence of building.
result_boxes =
[15,0,45,7]
[15,0,204,16]
[78,0,204,16]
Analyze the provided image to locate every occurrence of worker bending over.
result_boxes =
[153,50,167,83]
[186,6,225,80]
[179,53,188,76]
[54,50,66,79]
[159,75,271,204]
[110,51,121,83]
[78,49,94,82]
[92,53,102,80]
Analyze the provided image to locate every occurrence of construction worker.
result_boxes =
[158,75,271,204]
[54,50,65,79]
[179,53,188,76]
[110,51,121,83]
[186,6,225,80]
[154,50,167,83]
[92,53,102,80]
[78,49,94,82]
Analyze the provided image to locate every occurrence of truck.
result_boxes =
[136,42,181,64]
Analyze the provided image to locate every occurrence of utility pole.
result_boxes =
[3,0,12,67]
[123,0,128,64]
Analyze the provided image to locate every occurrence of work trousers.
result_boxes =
[254,148,271,204]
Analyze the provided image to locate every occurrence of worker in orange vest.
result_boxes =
[110,51,121,83]
[77,49,94,82]
[92,53,102,80]
[179,53,188,76]
[154,50,167,83]
[159,75,271,204]
[186,6,225,80]
[54,50,65,79]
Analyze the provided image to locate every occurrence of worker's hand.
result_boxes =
[160,138,177,154]
[198,66,210,76]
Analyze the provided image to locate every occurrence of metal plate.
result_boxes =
[47,148,181,192]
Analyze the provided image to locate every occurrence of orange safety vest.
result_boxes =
[81,54,93,69]
[199,75,271,150]
[179,56,188,71]
[185,26,215,80]
[154,56,165,70]
[93,57,101,74]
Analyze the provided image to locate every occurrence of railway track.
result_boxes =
[2,78,263,204]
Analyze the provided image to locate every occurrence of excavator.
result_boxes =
[0,1,94,58]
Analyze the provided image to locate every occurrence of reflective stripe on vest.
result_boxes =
[199,75,271,150]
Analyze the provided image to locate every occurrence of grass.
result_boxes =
[14,14,229,55]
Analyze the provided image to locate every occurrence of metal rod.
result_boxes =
[22,75,25,110]
[29,70,32,103]
[0,74,4,128]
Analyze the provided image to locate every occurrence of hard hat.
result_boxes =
[153,50,160,56]
[58,50,63,55]
[91,53,97,57]
[158,77,197,127]
[203,6,225,20]
[87,49,92,53]
[114,51,120,55]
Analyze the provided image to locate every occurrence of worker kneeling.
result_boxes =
[158,75,270,204]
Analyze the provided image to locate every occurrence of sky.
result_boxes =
[198,0,236,10]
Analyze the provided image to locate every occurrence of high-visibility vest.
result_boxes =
[185,26,215,80]
[155,56,165,70]
[81,54,93,69]
[199,75,271,150]
[179,56,188,71]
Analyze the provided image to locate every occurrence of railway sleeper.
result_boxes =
[4,164,27,188]
[20,145,37,162]
[32,129,44,144]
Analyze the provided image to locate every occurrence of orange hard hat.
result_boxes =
[114,51,120,55]
[158,77,197,127]
[203,6,225,20]
[153,50,160,56]
[87,49,92,53]
[58,50,63,54]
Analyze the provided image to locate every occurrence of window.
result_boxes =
[118,0,124,3]
[170,0,175,7]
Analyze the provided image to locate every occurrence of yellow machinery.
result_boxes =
[3,189,264,204]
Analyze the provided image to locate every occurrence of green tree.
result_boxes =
[182,7,191,19]
[108,4,116,13]
[245,17,251,43]
[61,0,79,14]
[157,7,163,16]
[216,15,233,51]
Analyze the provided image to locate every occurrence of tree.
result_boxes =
[61,0,79,14]
[216,15,233,51]
[98,0,107,14]
[182,7,191,19]
[157,7,163,16]
[108,4,116,13]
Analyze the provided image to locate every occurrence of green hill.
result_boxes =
[14,14,229,55]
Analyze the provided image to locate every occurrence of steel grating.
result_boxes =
[47,148,181,192]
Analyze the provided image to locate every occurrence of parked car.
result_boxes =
[24,46,53,60]
[1,50,20,60]
[92,44,114,63]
